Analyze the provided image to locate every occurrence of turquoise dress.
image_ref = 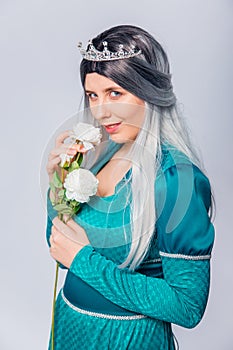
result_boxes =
[46,143,215,350]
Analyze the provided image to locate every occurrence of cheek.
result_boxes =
[106,103,144,121]
[123,125,140,138]
[110,103,126,117]
[88,103,98,118]
[123,104,145,127]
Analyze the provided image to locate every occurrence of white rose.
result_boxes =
[64,168,99,203]
[71,122,102,151]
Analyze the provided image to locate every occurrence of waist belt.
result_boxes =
[63,271,146,319]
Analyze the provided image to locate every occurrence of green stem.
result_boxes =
[75,152,81,163]
[61,167,65,183]
[51,261,59,350]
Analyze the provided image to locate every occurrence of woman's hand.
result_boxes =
[49,216,90,268]
[46,130,87,183]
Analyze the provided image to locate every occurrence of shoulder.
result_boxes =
[158,142,211,196]
[160,142,195,171]
[154,143,214,257]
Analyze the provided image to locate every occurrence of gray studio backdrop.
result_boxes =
[0,0,232,349]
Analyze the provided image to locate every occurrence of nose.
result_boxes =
[91,102,111,121]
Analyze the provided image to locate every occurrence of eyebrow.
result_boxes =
[85,86,122,93]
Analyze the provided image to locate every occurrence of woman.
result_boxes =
[46,25,215,349]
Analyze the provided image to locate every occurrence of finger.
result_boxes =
[55,130,72,147]
[63,143,88,155]
[52,217,75,236]
[65,217,83,231]
[62,142,89,155]
[49,229,57,246]
[53,216,89,245]
[68,143,89,153]
[48,144,87,164]
[49,246,56,258]
[48,145,76,159]
[46,156,61,173]
[52,225,66,247]
[63,217,90,245]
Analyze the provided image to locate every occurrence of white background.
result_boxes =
[0,0,232,349]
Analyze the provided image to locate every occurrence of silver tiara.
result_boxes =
[77,40,142,61]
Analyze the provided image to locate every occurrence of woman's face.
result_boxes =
[84,73,145,143]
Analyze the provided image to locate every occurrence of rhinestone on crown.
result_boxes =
[77,40,142,61]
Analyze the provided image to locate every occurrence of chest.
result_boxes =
[95,158,132,197]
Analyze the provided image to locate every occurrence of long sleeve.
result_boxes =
[69,162,215,329]
[70,246,210,328]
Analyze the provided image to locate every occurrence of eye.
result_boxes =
[86,92,97,100]
[110,91,122,98]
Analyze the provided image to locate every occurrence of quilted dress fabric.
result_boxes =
[46,142,215,349]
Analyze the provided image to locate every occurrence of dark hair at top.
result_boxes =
[80,25,176,108]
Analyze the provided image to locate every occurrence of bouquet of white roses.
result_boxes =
[49,122,101,349]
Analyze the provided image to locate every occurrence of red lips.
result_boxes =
[104,122,122,134]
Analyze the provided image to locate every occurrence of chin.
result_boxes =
[110,133,136,144]
[110,136,130,144]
